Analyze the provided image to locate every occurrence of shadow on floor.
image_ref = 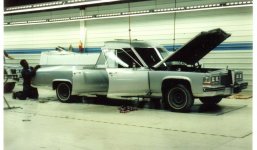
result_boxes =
[39,96,246,115]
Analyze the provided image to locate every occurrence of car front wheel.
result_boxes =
[164,84,194,112]
[56,82,72,103]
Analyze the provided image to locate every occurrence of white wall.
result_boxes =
[4,0,253,92]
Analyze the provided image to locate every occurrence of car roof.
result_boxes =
[104,39,156,49]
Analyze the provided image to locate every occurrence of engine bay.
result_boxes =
[157,62,220,73]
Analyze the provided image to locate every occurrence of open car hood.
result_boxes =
[154,28,231,68]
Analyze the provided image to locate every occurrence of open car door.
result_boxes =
[105,49,150,98]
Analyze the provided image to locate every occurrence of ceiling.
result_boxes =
[3,0,151,15]
[4,0,150,8]
[4,0,62,8]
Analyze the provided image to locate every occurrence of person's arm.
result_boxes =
[34,65,41,71]
[30,65,41,77]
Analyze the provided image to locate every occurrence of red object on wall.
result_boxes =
[79,40,83,53]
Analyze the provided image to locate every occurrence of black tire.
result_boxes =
[56,82,72,103]
[149,98,162,109]
[199,97,222,105]
[164,84,194,112]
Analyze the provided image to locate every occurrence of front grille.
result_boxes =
[220,74,232,86]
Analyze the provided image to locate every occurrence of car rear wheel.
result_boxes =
[199,97,222,105]
[56,82,72,103]
[164,84,194,112]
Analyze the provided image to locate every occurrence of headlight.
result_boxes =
[235,73,243,81]
[203,75,220,85]
[211,76,220,82]
[203,76,211,85]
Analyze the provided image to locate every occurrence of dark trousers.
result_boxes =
[14,84,38,100]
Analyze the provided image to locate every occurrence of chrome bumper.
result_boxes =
[233,81,248,93]
[197,81,248,97]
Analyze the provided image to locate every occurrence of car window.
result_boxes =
[157,47,170,58]
[118,48,143,68]
[96,52,106,68]
[105,50,129,68]
[134,48,162,67]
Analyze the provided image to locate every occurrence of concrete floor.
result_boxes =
[4,84,252,150]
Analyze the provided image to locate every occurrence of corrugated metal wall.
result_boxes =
[4,0,252,92]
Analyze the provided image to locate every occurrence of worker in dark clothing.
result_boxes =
[13,59,40,100]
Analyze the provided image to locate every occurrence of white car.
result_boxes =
[33,28,248,112]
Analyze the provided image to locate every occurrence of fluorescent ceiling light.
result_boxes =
[70,16,93,20]
[4,1,252,27]
[27,19,47,23]
[9,21,28,25]
[49,17,71,22]
[4,0,122,15]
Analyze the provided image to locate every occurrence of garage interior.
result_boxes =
[3,0,253,150]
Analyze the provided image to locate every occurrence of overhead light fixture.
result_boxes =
[4,0,122,15]
[9,21,28,25]
[96,12,121,17]
[4,1,253,27]
[70,15,93,20]
[49,17,71,22]
[27,19,47,23]
[122,10,150,15]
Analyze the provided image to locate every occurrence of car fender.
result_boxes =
[161,76,194,93]
[52,79,72,90]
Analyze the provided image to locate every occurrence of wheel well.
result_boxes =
[53,81,72,90]
[161,79,192,96]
